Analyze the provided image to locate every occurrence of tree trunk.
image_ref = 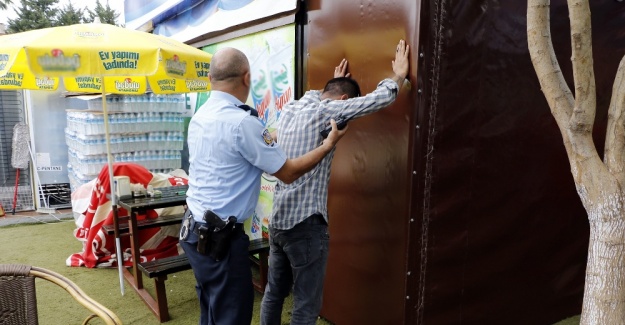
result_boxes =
[582,200,625,323]
[528,0,625,323]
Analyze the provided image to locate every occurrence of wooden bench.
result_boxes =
[101,213,185,235]
[137,237,270,323]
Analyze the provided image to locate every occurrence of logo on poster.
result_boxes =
[36,77,55,90]
[115,78,140,92]
[38,50,81,72]
[166,55,186,76]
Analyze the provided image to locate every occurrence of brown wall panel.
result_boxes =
[304,1,419,324]
[300,0,624,324]
[417,0,623,324]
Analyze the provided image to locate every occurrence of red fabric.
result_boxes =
[67,163,187,268]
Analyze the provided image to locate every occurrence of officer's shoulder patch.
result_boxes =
[262,129,275,147]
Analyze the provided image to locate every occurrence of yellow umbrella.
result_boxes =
[0,22,212,295]
[0,23,211,93]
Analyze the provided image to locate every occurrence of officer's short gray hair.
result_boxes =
[210,48,249,81]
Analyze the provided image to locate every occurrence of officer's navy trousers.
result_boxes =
[180,221,254,325]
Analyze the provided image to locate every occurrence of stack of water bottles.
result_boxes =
[66,93,186,191]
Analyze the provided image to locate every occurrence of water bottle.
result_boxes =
[147,132,153,150]
[161,112,169,130]
[176,132,184,150]
[108,114,117,133]
[130,113,137,128]
[94,114,103,134]
[174,94,183,113]
[157,94,166,112]
[148,93,156,112]
[82,112,88,134]
[121,96,130,112]
[130,95,137,112]
[157,131,165,149]
[146,112,154,132]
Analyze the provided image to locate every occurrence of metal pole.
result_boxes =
[102,78,125,296]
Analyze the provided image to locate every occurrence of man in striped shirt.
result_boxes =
[261,39,411,325]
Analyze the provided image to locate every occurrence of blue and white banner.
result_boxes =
[152,0,297,43]
[125,0,184,30]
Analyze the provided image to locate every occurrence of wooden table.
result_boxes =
[114,188,187,321]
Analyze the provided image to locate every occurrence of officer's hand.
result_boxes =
[324,119,348,147]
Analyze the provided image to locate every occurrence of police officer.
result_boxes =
[180,47,347,325]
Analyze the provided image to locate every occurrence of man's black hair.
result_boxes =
[322,77,361,98]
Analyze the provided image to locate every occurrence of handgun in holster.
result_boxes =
[197,210,237,261]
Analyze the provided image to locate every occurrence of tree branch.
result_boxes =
[528,0,612,202]
[567,0,596,136]
[604,57,625,183]
[527,0,575,133]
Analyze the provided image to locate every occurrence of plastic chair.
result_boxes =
[0,264,122,325]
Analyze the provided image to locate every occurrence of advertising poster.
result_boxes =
[201,24,295,131]
[247,174,277,239]
[199,24,295,238]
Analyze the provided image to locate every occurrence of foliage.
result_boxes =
[0,0,12,11]
[5,0,122,33]
[56,1,84,26]
[7,0,58,33]
[84,0,120,25]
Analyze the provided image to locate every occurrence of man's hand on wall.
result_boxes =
[391,39,410,86]
[334,58,351,78]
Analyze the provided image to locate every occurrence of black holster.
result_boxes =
[196,210,238,261]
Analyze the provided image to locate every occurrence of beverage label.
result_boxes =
[249,48,274,127]
[258,173,276,238]
[268,43,294,122]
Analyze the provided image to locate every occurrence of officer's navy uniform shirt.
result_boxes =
[186,91,287,223]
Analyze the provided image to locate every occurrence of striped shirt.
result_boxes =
[271,78,400,230]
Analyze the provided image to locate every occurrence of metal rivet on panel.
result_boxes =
[410,218,414,222]
[419,53,424,58]
[413,171,417,175]
[407,271,411,276]
[416,125,420,129]
[406,296,410,300]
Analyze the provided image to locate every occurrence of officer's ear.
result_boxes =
[242,70,251,88]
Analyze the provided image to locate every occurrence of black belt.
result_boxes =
[301,213,326,225]
[184,209,244,235]
[191,220,244,235]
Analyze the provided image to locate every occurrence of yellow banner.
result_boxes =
[64,76,102,93]
[0,72,59,91]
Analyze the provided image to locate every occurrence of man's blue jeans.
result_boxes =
[260,214,329,325]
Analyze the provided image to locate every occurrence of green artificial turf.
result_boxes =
[554,316,581,325]
[0,220,333,325]
[0,220,581,324]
